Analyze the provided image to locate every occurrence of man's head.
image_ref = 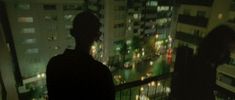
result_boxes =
[197,25,235,65]
[70,11,101,47]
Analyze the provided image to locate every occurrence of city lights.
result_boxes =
[141,76,145,81]
[146,1,158,6]
[155,34,159,39]
[157,82,161,86]
[37,74,41,78]
[149,61,153,66]
[136,95,139,100]
[128,19,131,23]
[140,87,144,91]
[0,0,233,99]
[37,73,46,79]
[133,14,138,19]
[41,73,45,78]
[166,87,171,93]
[218,13,223,19]
[151,81,156,86]
[142,51,145,56]
[137,53,141,58]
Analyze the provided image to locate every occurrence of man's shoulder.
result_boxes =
[48,53,67,63]
[49,49,77,61]
[94,61,112,74]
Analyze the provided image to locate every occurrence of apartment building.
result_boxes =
[174,0,234,51]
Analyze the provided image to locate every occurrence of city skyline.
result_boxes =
[0,0,235,100]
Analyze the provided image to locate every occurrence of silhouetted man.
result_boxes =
[170,24,235,100]
[46,11,115,100]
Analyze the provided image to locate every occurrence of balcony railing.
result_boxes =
[114,72,235,100]
[215,85,235,99]
[178,15,208,27]
[175,31,202,45]
[115,73,172,100]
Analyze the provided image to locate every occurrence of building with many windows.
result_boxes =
[174,0,235,51]
[3,0,105,99]
[174,0,235,97]
[103,0,128,60]
[104,0,175,63]
[1,0,176,99]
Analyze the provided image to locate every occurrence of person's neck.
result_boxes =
[75,45,90,54]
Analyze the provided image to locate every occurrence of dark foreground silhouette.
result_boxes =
[170,24,235,100]
[46,11,115,100]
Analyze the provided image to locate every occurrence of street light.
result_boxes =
[149,61,153,66]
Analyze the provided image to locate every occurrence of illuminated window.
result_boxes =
[133,13,141,19]
[15,4,30,10]
[88,5,98,11]
[48,36,57,41]
[218,13,223,19]
[26,48,39,54]
[128,19,131,23]
[63,4,82,10]
[158,6,169,12]
[43,4,56,10]
[128,26,132,31]
[44,15,57,21]
[64,15,74,22]
[157,18,168,26]
[65,25,72,29]
[133,14,138,19]
[24,38,36,44]
[170,7,173,11]
[146,1,158,6]
[53,46,60,50]
[22,28,35,33]
[18,17,33,23]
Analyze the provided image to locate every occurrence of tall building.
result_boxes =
[125,0,174,60]
[127,0,174,37]
[104,0,175,58]
[103,0,128,61]
[174,0,235,97]
[3,0,104,99]
[174,0,234,52]
[1,0,176,99]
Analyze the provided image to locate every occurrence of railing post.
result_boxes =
[147,85,149,97]
[120,91,122,100]
[138,87,141,100]
[115,73,172,100]
[129,88,131,100]
[154,86,157,100]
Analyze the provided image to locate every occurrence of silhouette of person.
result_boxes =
[46,11,115,100]
[170,24,235,100]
